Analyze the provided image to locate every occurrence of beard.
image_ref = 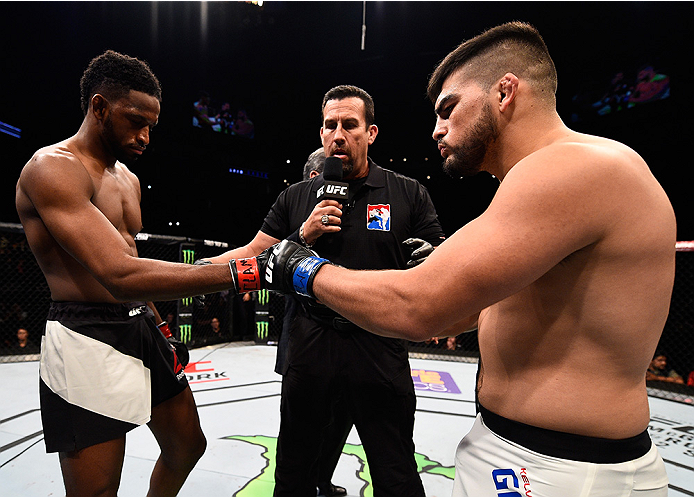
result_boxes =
[104,115,137,164]
[441,102,499,178]
[328,148,355,178]
[341,158,354,178]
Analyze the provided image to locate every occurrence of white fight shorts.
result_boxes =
[39,301,188,453]
[453,406,668,496]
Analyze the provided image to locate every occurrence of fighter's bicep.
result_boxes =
[427,163,603,308]
[22,157,133,271]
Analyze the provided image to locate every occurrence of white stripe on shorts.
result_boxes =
[40,320,152,425]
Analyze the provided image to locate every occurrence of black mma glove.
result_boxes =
[158,321,189,367]
[264,239,331,298]
[403,237,434,267]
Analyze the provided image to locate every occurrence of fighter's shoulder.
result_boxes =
[19,140,91,192]
[502,134,658,222]
[528,134,643,172]
[24,140,83,170]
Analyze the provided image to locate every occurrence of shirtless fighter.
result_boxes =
[16,50,265,496]
[260,22,675,496]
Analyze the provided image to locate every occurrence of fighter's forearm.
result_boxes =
[99,257,234,302]
[312,264,467,341]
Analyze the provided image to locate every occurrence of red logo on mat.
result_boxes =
[184,361,229,384]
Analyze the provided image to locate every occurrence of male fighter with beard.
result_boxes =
[262,23,674,496]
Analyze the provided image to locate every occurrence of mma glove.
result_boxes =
[158,321,190,367]
[403,237,434,267]
[228,249,270,294]
[264,239,332,298]
[195,253,269,295]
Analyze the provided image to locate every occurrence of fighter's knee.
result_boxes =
[190,432,207,462]
[160,429,206,471]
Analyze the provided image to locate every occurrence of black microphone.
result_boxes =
[318,156,349,202]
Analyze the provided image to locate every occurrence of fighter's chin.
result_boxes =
[442,156,480,179]
[114,152,140,165]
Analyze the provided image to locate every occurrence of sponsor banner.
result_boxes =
[411,369,461,394]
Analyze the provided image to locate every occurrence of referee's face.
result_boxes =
[320,97,378,180]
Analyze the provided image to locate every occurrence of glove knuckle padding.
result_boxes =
[266,240,328,297]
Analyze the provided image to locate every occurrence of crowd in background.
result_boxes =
[193,90,255,139]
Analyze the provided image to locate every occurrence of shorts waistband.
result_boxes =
[479,403,652,464]
[48,301,150,322]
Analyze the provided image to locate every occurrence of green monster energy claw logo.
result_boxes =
[182,249,196,264]
[182,249,196,306]
[256,321,269,340]
[257,289,269,306]
[179,324,192,344]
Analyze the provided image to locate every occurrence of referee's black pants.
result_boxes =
[273,315,425,497]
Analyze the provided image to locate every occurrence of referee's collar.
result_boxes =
[361,158,386,188]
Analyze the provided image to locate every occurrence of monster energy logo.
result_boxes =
[182,249,195,264]
[256,321,269,340]
[180,324,192,344]
[181,249,196,306]
[257,289,269,306]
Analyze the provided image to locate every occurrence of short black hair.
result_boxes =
[321,85,375,127]
[80,50,162,116]
[427,21,557,105]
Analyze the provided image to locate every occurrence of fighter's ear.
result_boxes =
[497,73,519,112]
[91,94,109,121]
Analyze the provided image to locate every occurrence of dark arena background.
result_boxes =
[1,2,693,404]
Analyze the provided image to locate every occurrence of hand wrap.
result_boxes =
[229,250,268,294]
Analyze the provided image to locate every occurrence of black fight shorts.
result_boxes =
[39,301,189,453]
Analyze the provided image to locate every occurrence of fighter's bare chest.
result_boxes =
[90,172,142,237]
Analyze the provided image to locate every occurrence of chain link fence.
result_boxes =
[648,242,694,403]
[0,223,245,361]
[1,223,692,404]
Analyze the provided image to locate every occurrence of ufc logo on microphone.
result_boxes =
[325,184,347,196]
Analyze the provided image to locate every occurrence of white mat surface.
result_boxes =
[1,343,692,496]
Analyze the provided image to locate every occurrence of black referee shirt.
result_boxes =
[261,159,445,270]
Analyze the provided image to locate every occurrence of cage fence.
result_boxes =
[1,223,692,404]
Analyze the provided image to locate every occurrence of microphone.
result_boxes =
[318,156,349,202]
